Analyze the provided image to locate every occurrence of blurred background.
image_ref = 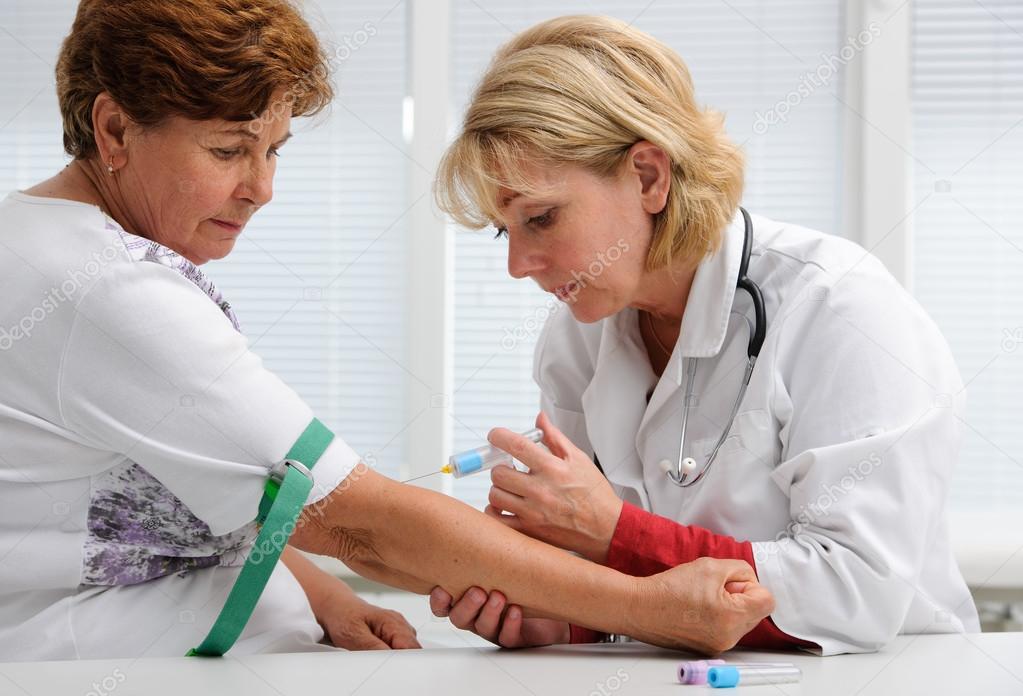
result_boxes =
[1,0,1020,631]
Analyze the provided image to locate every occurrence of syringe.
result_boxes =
[441,428,545,478]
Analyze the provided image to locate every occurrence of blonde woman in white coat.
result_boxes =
[429,14,979,655]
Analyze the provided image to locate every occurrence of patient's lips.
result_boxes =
[210,218,245,235]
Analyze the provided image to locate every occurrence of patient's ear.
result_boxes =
[91,91,132,169]
[626,141,671,216]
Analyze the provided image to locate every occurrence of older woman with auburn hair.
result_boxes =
[430,15,978,655]
[0,1,773,661]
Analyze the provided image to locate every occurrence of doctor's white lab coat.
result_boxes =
[533,211,980,655]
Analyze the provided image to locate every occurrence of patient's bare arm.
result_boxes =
[287,467,773,653]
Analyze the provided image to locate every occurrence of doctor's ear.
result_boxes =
[625,141,671,216]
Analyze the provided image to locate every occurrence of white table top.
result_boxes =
[2,632,1021,696]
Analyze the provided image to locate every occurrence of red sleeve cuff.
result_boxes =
[605,501,818,651]
[606,501,751,573]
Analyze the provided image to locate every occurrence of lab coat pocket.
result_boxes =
[680,409,788,524]
[691,409,776,472]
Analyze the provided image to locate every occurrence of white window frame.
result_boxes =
[841,0,913,288]
[405,0,453,493]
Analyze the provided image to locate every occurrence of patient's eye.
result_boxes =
[211,147,242,161]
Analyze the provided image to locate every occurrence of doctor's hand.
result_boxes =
[429,586,570,648]
[486,412,623,563]
[630,558,776,654]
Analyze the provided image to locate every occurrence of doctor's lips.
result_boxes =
[551,281,581,302]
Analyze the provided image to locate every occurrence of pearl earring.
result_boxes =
[107,158,114,175]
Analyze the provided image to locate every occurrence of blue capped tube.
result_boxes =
[708,665,801,688]
[442,428,544,478]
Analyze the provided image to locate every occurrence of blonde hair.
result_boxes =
[435,15,744,269]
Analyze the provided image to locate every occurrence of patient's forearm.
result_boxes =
[290,469,638,637]
[343,557,433,594]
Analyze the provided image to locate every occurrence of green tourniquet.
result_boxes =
[187,418,334,657]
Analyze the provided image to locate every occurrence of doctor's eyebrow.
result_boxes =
[501,192,521,207]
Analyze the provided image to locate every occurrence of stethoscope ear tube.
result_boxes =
[739,276,766,359]
[737,207,766,360]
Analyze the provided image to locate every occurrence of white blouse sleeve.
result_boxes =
[58,260,360,536]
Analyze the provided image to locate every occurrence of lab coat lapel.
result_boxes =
[637,212,745,443]
[580,309,654,508]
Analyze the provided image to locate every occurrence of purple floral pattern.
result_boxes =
[81,222,254,587]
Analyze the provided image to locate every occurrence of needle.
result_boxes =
[401,470,443,483]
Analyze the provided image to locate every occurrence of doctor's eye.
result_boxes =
[527,209,556,229]
[493,226,509,240]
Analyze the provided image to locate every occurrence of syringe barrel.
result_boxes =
[447,428,544,478]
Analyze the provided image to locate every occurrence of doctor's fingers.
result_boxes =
[488,427,551,470]
[490,463,545,498]
[471,591,511,642]
[732,581,775,620]
[446,587,495,632]
[534,411,576,459]
[702,557,759,586]
[429,587,454,617]
[723,581,751,594]
[488,485,529,518]
[496,605,528,648]
[484,504,525,532]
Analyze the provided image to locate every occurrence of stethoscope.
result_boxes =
[659,206,766,487]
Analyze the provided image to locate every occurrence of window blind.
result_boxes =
[912,0,1023,514]
[450,0,847,509]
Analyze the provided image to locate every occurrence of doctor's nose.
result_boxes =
[506,236,546,279]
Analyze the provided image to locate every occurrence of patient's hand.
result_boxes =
[318,589,421,650]
[430,586,570,648]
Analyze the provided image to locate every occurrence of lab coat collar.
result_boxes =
[636,210,745,461]
[676,210,745,358]
[580,309,656,509]
[577,210,745,506]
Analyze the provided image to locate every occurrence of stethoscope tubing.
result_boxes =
[666,206,764,487]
